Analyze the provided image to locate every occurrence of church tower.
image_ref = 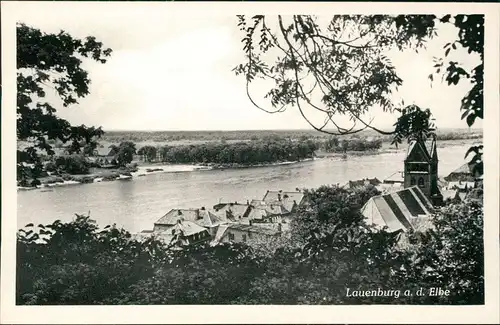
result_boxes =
[404,136,443,206]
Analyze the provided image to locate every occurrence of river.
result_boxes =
[17,141,474,232]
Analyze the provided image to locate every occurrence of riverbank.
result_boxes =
[17,138,480,191]
[17,158,317,191]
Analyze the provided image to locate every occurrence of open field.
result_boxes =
[99,128,483,145]
[18,128,482,158]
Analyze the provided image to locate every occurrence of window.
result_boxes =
[242,234,247,242]
[410,177,416,186]
[418,177,425,187]
[228,233,235,241]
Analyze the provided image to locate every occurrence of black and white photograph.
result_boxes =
[1,1,499,324]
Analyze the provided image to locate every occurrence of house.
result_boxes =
[91,146,118,167]
[154,207,224,237]
[342,178,381,189]
[403,137,443,206]
[212,202,252,221]
[376,182,403,195]
[137,219,211,248]
[383,171,404,184]
[361,186,435,233]
[212,202,284,225]
[249,200,290,223]
[446,181,476,192]
[445,162,479,182]
[133,218,211,247]
[211,223,282,245]
[261,190,306,213]
[441,189,462,203]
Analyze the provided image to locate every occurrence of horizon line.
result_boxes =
[101,126,483,133]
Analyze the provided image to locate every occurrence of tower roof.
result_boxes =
[406,137,437,161]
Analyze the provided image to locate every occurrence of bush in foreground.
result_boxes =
[16,188,483,305]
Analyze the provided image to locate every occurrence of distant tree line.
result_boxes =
[322,137,383,153]
[157,139,318,165]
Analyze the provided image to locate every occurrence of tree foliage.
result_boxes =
[54,154,90,175]
[109,142,137,167]
[17,23,112,184]
[399,201,484,304]
[159,138,317,165]
[137,145,158,162]
[234,14,483,173]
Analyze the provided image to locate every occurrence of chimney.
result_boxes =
[195,209,201,220]
[246,200,249,205]
[201,206,205,210]
[177,210,182,216]
[277,193,282,201]
[249,219,253,226]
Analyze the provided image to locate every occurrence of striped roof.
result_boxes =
[361,186,434,233]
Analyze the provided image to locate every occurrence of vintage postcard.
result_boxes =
[1,1,499,324]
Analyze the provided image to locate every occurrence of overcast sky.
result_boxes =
[12,2,482,131]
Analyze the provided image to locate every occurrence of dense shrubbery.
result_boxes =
[53,155,90,175]
[17,186,483,305]
[159,139,318,165]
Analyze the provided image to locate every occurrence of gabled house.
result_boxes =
[211,223,282,245]
[361,186,435,233]
[249,199,290,223]
[154,207,224,237]
[445,162,479,182]
[261,190,306,213]
[441,189,462,203]
[212,202,252,221]
[134,219,211,248]
[342,178,381,189]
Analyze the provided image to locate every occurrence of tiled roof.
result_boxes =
[211,223,282,245]
[168,220,208,236]
[343,178,381,189]
[361,186,434,233]
[376,183,403,194]
[251,201,289,215]
[226,223,281,235]
[445,163,478,181]
[96,146,116,157]
[212,203,251,221]
[155,208,222,227]
[262,190,304,212]
[212,224,230,245]
[383,171,404,184]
